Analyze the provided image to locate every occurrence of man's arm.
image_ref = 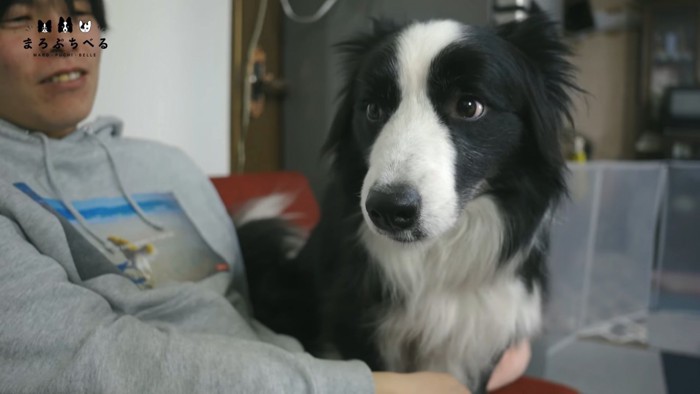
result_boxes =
[0,214,374,394]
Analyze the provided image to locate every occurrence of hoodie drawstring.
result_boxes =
[38,131,165,255]
[38,133,117,254]
[89,134,164,232]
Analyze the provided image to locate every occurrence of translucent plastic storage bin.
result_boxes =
[541,162,669,394]
[545,162,665,342]
[655,162,700,312]
[650,162,700,357]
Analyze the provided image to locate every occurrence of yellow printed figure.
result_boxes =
[108,236,157,287]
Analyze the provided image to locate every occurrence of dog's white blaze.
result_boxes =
[362,196,543,385]
[361,21,466,238]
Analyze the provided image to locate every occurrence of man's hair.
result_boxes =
[0,0,108,31]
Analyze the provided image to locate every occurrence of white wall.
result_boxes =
[89,0,232,176]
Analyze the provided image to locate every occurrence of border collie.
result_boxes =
[236,13,578,394]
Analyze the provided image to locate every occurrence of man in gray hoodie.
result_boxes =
[0,1,490,393]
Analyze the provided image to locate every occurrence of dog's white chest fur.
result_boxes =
[361,197,542,385]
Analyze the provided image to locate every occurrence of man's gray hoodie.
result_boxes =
[0,117,373,393]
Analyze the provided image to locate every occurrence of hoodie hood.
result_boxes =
[71,116,124,140]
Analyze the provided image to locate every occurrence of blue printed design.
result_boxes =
[14,182,180,223]
[13,182,229,288]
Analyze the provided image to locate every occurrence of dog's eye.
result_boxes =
[455,96,485,120]
[366,103,384,122]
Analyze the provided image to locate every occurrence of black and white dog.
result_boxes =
[237,13,578,394]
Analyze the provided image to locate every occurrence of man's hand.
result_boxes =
[487,340,531,391]
[371,339,531,393]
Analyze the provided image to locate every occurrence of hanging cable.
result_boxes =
[279,0,339,24]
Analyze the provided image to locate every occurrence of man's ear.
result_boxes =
[497,13,581,165]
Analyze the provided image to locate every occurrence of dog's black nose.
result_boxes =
[366,184,421,233]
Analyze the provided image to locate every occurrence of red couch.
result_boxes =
[211,171,578,394]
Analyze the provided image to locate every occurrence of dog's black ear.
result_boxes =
[497,13,580,166]
[322,19,403,159]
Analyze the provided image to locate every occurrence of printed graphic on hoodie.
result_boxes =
[15,183,229,288]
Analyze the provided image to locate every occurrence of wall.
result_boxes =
[88,0,232,176]
[282,0,491,196]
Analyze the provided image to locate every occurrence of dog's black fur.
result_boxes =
[236,13,578,393]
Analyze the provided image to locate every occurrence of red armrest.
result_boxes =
[493,376,578,394]
[211,171,320,231]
